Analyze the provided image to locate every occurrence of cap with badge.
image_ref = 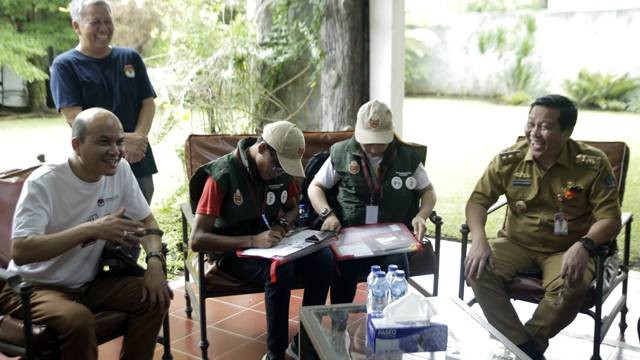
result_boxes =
[262,120,306,177]
[355,100,394,145]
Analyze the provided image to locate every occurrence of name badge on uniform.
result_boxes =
[365,205,379,224]
[511,179,531,187]
[554,212,568,235]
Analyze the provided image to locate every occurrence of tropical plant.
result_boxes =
[0,0,76,110]
[563,70,640,111]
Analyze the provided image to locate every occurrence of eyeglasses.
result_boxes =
[268,147,284,174]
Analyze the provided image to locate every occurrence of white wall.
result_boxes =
[0,66,27,107]
[408,8,640,97]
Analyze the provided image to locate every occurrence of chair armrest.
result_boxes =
[181,202,195,229]
[0,269,35,359]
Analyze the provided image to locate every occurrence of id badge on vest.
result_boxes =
[554,212,568,235]
[365,205,379,224]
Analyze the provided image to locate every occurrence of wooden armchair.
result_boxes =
[457,140,632,360]
[0,165,172,360]
[180,131,443,359]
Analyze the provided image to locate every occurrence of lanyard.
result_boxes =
[360,156,383,205]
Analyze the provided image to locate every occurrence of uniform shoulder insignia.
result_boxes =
[575,154,601,170]
[499,150,521,164]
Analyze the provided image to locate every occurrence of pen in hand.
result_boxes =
[261,214,271,230]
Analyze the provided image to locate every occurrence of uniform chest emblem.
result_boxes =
[391,176,403,190]
[233,189,243,206]
[280,190,288,204]
[405,176,417,190]
[266,191,276,205]
[349,160,360,175]
[123,64,135,78]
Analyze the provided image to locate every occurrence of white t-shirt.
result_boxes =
[8,160,150,288]
[313,157,431,191]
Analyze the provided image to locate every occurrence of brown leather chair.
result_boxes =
[180,131,443,359]
[457,140,632,360]
[0,165,173,360]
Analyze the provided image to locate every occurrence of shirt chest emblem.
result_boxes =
[233,189,244,206]
[266,191,276,205]
[405,176,417,190]
[349,160,360,175]
[391,176,403,190]
[123,64,135,78]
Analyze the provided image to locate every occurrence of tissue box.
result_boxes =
[366,314,448,354]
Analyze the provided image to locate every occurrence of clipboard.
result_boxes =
[236,229,336,263]
[331,222,421,261]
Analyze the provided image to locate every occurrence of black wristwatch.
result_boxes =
[319,208,333,220]
[579,237,597,256]
[146,251,166,266]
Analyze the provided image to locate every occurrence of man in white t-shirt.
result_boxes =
[0,108,171,360]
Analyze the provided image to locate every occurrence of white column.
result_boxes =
[369,0,405,136]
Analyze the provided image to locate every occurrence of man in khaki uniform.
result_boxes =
[464,94,621,360]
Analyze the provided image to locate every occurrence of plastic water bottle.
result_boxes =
[386,264,398,286]
[366,265,382,313]
[298,203,309,227]
[389,270,408,303]
[369,271,388,318]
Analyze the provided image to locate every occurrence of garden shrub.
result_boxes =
[564,69,640,111]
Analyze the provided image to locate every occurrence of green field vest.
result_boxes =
[330,137,427,228]
[189,138,294,236]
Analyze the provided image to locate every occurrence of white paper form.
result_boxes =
[239,229,320,259]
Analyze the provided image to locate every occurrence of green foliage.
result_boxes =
[466,0,545,12]
[563,69,640,111]
[147,177,188,279]
[500,91,530,105]
[477,27,506,54]
[405,34,429,93]
[506,14,536,96]
[0,0,75,81]
[477,14,537,103]
[154,0,324,134]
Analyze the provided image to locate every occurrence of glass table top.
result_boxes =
[299,296,532,360]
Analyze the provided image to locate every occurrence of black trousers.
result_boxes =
[220,247,334,358]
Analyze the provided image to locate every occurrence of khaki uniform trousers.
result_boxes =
[0,272,168,360]
[468,237,595,350]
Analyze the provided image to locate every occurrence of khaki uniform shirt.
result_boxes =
[469,139,620,253]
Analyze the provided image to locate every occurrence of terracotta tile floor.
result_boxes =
[2,240,640,359]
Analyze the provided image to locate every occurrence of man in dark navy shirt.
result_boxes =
[51,0,157,203]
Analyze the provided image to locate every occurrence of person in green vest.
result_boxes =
[307,100,437,304]
[189,121,334,360]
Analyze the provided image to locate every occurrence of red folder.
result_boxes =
[331,222,422,261]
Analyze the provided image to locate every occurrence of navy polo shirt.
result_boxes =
[50,47,158,177]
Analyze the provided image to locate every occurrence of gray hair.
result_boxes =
[70,0,112,22]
